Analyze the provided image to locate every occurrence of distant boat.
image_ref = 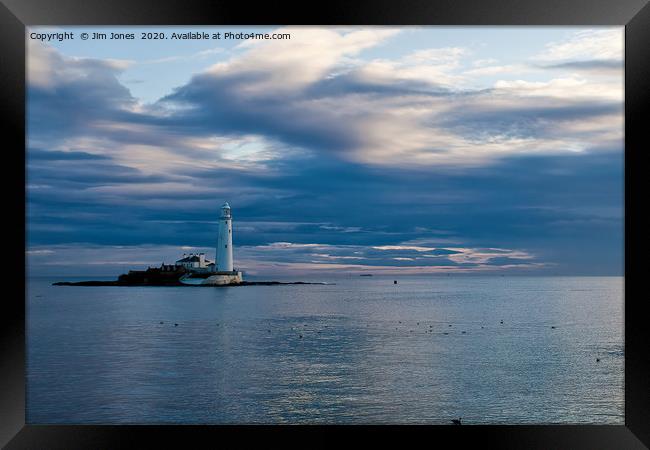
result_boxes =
[360,274,373,277]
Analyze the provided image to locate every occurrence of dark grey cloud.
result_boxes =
[28,149,110,161]
[438,101,622,141]
[28,51,136,144]
[158,73,359,156]
[540,59,622,71]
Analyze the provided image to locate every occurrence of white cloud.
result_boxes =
[255,242,324,249]
[463,63,530,77]
[444,247,534,265]
[473,58,498,67]
[30,27,624,175]
[373,245,436,252]
[26,249,55,255]
[205,27,400,93]
[534,29,623,63]
[141,47,224,64]
[352,46,469,88]
[27,39,133,90]
[493,76,622,101]
[27,240,546,276]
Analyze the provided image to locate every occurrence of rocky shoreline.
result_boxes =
[52,264,331,287]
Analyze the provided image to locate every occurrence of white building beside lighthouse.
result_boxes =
[178,202,243,286]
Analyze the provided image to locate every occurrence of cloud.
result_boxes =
[27,39,134,90]
[372,245,437,252]
[353,46,469,88]
[26,27,624,276]
[530,29,623,79]
[26,249,55,255]
[539,59,623,77]
[463,63,530,77]
[235,240,543,272]
[141,47,224,64]
[203,27,401,93]
[29,28,623,177]
[27,240,546,276]
[493,76,621,101]
[534,29,623,63]
[157,28,622,169]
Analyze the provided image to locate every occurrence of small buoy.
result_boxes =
[551,326,556,329]
[160,321,164,324]
[500,320,504,324]
[394,280,397,284]
[268,330,271,333]
[461,331,466,334]
[449,324,452,327]
[481,326,484,329]
[299,334,303,338]
[443,332,449,335]
[596,358,600,362]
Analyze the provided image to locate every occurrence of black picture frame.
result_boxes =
[2,0,648,447]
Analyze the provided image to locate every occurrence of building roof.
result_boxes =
[176,255,199,263]
[176,255,213,264]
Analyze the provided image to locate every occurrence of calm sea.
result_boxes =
[26,275,624,424]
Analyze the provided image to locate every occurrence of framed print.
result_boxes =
[1,0,649,447]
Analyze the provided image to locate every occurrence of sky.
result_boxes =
[26,26,624,277]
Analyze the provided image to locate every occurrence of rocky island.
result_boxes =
[53,265,328,287]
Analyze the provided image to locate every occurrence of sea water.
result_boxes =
[26,275,624,424]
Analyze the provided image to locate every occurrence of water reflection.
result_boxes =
[27,276,623,424]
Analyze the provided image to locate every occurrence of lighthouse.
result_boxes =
[216,202,234,272]
[178,201,243,285]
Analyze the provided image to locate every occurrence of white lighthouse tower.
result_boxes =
[178,201,243,285]
[216,202,234,272]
